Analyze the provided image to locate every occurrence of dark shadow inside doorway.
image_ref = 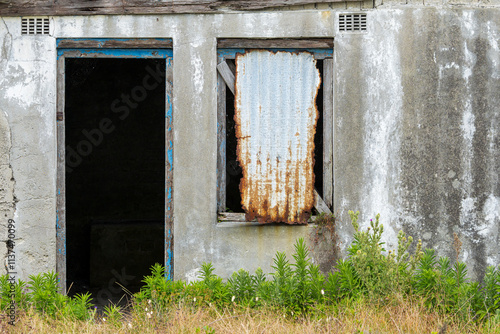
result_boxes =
[65,58,165,306]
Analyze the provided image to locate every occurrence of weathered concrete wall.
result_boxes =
[0,6,498,283]
[335,8,500,279]
[0,16,57,278]
[0,106,16,274]
[0,12,335,282]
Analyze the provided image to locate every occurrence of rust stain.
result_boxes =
[321,11,332,20]
[234,50,321,224]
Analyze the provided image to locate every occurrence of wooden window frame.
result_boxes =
[216,38,334,224]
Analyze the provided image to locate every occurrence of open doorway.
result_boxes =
[64,57,166,304]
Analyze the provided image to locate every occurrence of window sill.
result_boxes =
[217,212,321,227]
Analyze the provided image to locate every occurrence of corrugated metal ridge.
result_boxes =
[235,50,321,224]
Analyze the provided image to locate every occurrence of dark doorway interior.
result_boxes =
[65,58,166,303]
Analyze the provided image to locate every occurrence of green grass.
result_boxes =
[2,211,500,333]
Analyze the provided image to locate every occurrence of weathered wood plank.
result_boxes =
[0,1,352,16]
[57,39,173,49]
[314,189,332,214]
[219,191,331,221]
[56,50,167,59]
[218,38,334,50]
[218,212,252,222]
[56,55,66,294]
[165,57,174,280]
[217,56,227,213]
[323,58,333,210]
[217,61,235,95]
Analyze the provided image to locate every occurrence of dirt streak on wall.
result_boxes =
[0,108,15,275]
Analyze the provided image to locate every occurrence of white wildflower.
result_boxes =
[102,318,106,322]
[145,307,148,312]
[128,323,133,329]
[147,312,152,319]
[321,289,325,295]
[148,299,152,305]
[194,297,197,302]
[255,297,259,301]
[231,296,235,302]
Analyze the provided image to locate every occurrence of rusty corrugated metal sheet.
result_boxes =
[234,50,321,224]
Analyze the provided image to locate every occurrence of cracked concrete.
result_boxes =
[0,17,12,61]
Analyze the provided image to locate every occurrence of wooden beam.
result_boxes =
[218,38,334,50]
[57,39,173,49]
[56,55,66,294]
[218,212,250,222]
[217,56,227,213]
[323,58,333,210]
[0,1,352,16]
[216,61,235,95]
[314,189,332,215]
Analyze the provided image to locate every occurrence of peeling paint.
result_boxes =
[459,37,477,239]
[0,17,13,61]
[360,11,404,248]
[192,54,204,95]
[184,267,201,284]
[479,195,500,238]
[486,21,500,78]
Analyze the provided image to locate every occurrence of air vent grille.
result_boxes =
[339,13,367,32]
[21,17,50,35]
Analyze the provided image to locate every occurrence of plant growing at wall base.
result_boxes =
[103,304,123,326]
[0,275,29,311]
[267,237,320,315]
[227,269,256,307]
[199,262,230,308]
[311,212,340,270]
[347,211,395,299]
[0,271,96,321]
[28,271,66,317]
[345,210,423,300]
[134,262,186,309]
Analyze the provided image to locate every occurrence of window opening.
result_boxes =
[217,42,333,224]
[225,60,243,213]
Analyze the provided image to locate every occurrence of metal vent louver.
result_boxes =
[339,13,367,32]
[21,17,50,35]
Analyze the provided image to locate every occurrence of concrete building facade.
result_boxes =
[0,1,499,293]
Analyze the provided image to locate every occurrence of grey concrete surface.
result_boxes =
[0,6,498,283]
[334,8,500,279]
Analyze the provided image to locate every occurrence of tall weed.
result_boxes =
[2,211,500,330]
